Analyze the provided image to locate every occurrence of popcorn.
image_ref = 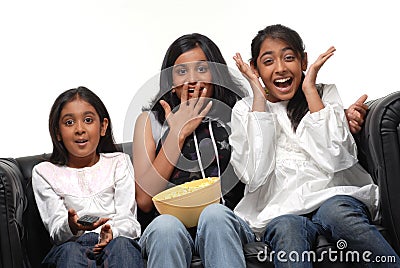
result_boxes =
[160,177,220,200]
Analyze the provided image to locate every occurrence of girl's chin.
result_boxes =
[268,89,296,101]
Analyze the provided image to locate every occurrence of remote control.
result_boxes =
[77,215,100,226]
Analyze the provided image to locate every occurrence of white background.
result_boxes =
[0,0,398,158]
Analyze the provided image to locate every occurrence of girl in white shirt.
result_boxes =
[32,87,143,268]
[230,24,399,267]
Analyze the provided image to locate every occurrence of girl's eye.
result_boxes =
[84,117,93,124]
[176,68,187,75]
[284,55,296,62]
[262,58,273,65]
[197,65,208,73]
[65,119,74,126]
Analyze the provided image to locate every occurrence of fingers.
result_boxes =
[181,82,189,103]
[93,241,108,254]
[100,223,111,234]
[233,53,244,69]
[348,120,362,134]
[198,100,213,118]
[346,104,366,134]
[91,218,110,230]
[160,100,171,117]
[190,82,202,101]
[68,208,77,218]
[316,46,336,66]
[355,94,368,104]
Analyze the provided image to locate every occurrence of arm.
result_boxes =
[296,84,358,173]
[229,98,276,192]
[105,154,140,239]
[302,46,336,113]
[133,83,212,212]
[233,53,267,112]
[32,166,109,245]
[32,166,74,245]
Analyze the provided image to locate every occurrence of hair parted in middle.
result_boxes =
[48,86,117,165]
[250,24,323,131]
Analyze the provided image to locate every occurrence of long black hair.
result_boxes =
[48,86,117,165]
[250,24,323,131]
[145,33,246,124]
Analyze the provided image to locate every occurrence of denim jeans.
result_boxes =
[262,195,400,268]
[42,232,144,268]
[139,203,254,268]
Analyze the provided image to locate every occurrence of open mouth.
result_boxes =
[188,87,206,94]
[273,77,293,90]
[75,139,88,144]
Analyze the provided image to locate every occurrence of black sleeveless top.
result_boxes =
[139,114,244,233]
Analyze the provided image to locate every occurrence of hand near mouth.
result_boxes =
[160,82,213,147]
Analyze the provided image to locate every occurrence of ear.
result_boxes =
[250,61,260,78]
[301,52,308,71]
[100,118,109,137]
[56,130,62,141]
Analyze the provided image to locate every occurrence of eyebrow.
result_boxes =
[173,60,208,68]
[259,46,294,59]
[60,111,96,120]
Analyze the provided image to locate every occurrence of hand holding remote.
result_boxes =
[68,209,110,235]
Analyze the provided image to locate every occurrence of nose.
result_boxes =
[186,68,199,84]
[75,120,86,134]
[275,58,287,73]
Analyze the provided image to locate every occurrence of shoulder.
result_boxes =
[101,152,130,162]
[320,84,337,94]
[233,96,253,112]
[320,84,343,105]
[33,161,61,177]
[100,152,133,169]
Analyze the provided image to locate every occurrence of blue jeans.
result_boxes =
[42,232,144,268]
[139,203,254,268]
[261,195,400,268]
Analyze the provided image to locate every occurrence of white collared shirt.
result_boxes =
[32,152,141,245]
[230,84,379,237]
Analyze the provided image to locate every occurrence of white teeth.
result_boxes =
[275,77,290,83]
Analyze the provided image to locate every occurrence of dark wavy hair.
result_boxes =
[48,86,117,165]
[145,33,246,124]
[250,24,323,131]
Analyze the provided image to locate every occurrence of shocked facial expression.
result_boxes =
[253,37,307,102]
[57,98,108,168]
[172,46,214,100]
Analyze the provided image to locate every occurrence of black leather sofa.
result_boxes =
[1,91,400,268]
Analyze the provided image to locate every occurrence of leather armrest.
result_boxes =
[0,158,27,268]
[355,91,400,254]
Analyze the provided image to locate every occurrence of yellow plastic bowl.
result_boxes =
[152,177,221,228]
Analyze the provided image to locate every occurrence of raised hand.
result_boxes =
[233,53,266,99]
[93,224,113,254]
[346,94,368,134]
[68,209,109,235]
[160,82,212,142]
[303,46,336,94]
